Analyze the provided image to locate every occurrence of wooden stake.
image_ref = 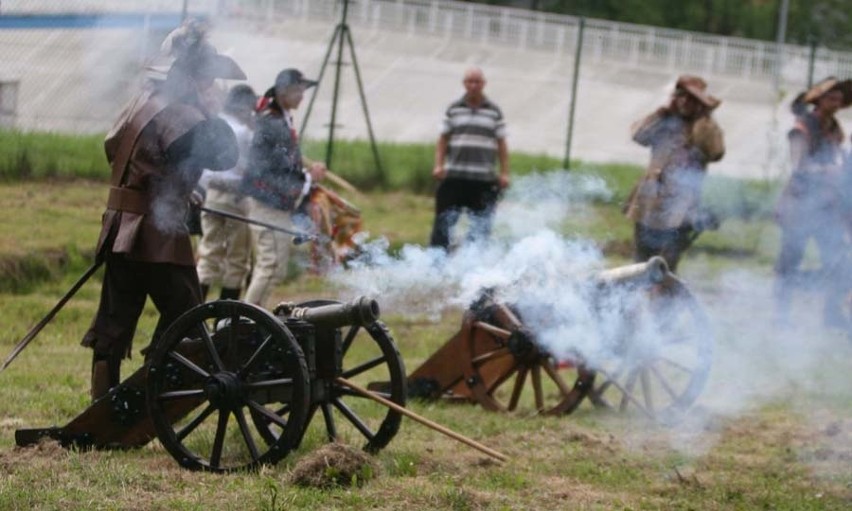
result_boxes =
[335,377,509,463]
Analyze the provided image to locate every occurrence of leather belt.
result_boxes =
[106,186,149,214]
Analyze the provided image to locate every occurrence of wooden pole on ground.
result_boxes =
[336,377,509,463]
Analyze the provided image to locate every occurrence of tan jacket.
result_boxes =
[624,110,725,230]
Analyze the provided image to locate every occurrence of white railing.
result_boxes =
[222,0,852,83]
[7,0,850,81]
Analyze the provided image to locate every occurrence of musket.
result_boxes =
[1,260,103,372]
[199,206,322,245]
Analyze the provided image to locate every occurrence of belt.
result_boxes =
[106,186,149,214]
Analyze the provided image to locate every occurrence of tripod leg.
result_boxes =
[343,26,385,183]
[300,23,343,138]
[326,16,349,168]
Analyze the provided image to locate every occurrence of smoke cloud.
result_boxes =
[331,169,852,461]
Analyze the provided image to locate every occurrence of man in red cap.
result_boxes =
[82,21,246,400]
[774,77,852,330]
[241,68,327,306]
[623,75,725,272]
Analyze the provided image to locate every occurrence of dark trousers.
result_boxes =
[82,252,202,383]
[633,223,695,273]
[774,218,849,325]
[429,178,501,250]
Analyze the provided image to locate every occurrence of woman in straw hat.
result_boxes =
[774,77,852,330]
[623,75,725,272]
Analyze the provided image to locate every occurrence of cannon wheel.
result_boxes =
[254,300,407,454]
[588,277,713,423]
[462,303,596,415]
[147,301,311,473]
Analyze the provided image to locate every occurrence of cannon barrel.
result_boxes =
[285,296,380,328]
[594,256,669,287]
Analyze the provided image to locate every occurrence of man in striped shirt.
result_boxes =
[429,67,510,250]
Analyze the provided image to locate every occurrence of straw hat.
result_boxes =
[803,77,852,106]
[675,75,721,110]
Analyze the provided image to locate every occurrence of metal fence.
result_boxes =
[3,0,852,138]
[224,0,852,84]
[6,0,852,82]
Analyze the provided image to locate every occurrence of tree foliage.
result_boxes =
[465,0,852,50]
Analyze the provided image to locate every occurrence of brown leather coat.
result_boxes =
[96,88,215,266]
[624,109,725,230]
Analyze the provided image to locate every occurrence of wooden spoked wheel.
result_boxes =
[254,300,407,455]
[461,302,595,415]
[587,277,713,423]
[146,301,310,473]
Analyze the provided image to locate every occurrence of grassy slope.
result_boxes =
[0,180,849,510]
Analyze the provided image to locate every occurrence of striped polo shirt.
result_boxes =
[441,96,506,182]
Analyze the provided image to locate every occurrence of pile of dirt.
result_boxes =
[289,443,378,489]
[0,438,69,471]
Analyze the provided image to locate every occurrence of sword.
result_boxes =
[1,260,103,372]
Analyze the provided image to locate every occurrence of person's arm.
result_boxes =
[631,107,669,147]
[789,131,808,172]
[689,116,725,164]
[497,137,509,188]
[433,134,449,180]
[301,155,327,182]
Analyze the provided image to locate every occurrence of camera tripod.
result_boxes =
[300,0,384,181]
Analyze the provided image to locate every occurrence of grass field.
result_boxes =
[0,173,850,510]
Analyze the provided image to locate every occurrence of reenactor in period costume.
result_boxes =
[81,22,245,400]
[240,68,327,307]
[623,75,725,272]
[774,77,852,329]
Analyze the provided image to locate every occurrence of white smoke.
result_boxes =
[335,171,610,320]
[332,169,852,463]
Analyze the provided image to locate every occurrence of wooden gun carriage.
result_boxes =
[16,297,407,473]
[401,256,713,423]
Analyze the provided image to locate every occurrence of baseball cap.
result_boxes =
[274,68,318,90]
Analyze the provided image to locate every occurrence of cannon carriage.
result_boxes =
[401,256,713,423]
[16,297,408,473]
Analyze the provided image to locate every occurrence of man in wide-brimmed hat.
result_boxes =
[81,21,246,400]
[623,75,725,272]
[240,68,327,306]
[774,76,852,331]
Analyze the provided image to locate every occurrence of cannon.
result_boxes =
[399,256,713,423]
[15,297,408,473]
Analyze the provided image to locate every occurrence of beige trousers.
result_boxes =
[243,197,293,306]
[196,188,252,289]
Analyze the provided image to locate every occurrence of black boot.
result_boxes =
[220,287,241,300]
[90,352,120,402]
[200,283,210,301]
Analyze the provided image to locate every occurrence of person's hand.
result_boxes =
[189,187,206,208]
[432,164,447,180]
[307,161,327,181]
[498,173,510,189]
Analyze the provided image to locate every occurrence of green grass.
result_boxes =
[0,130,108,181]
[0,179,849,509]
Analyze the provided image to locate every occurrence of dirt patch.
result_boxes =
[289,442,379,489]
[0,438,70,471]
